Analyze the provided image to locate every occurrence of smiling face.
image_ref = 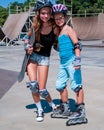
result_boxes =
[54,12,66,27]
[39,7,52,23]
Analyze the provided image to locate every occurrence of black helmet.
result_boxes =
[34,0,52,11]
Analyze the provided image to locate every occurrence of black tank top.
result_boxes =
[34,28,56,57]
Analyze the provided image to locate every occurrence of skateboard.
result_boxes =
[18,28,35,82]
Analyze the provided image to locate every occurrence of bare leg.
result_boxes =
[38,65,53,103]
[76,88,84,104]
[27,62,41,103]
[27,62,44,122]
[60,87,69,103]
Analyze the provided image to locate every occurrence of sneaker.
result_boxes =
[36,110,44,122]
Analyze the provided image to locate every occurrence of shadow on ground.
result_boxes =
[25,98,76,113]
[0,68,19,99]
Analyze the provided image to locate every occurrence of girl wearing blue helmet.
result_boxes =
[23,0,59,122]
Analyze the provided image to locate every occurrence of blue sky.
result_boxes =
[0,0,26,8]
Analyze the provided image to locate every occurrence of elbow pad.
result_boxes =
[74,42,82,51]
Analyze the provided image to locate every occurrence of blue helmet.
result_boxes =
[34,0,53,11]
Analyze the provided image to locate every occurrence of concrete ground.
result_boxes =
[0,40,104,130]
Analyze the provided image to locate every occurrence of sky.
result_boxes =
[0,0,26,8]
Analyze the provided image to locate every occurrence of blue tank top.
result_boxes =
[58,34,75,64]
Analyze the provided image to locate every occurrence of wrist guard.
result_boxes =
[22,34,29,41]
[74,42,82,51]
[24,43,31,51]
[74,56,81,67]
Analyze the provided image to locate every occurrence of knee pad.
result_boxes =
[39,89,49,98]
[26,81,38,93]
[73,85,82,93]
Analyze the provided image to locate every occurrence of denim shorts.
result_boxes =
[29,52,50,66]
[56,58,82,92]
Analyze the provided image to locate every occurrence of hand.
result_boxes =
[53,45,59,51]
[27,46,33,55]
[73,56,81,69]
[25,39,29,44]
[74,66,81,70]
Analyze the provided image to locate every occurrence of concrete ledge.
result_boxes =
[82,40,104,47]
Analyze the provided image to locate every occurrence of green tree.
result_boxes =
[0,6,8,26]
[0,0,104,26]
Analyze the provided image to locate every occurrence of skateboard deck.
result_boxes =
[18,28,35,82]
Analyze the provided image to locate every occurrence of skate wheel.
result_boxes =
[66,119,73,126]
[85,118,88,124]
[66,118,88,126]
[66,121,70,126]
[50,113,54,118]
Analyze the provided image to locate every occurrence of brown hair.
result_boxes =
[32,15,41,42]
[31,11,55,43]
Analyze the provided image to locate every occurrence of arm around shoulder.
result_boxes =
[53,27,60,51]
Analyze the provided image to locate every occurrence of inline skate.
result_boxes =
[51,102,70,119]
[66,103,88,126]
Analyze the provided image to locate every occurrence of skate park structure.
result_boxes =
[0,7,104,45]
[72,13,104,40]
[0,12,30,45]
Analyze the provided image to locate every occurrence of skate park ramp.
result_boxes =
[0,27,5,40]
[0,27,8,45]
[2,12,29,44]
[72,13,104,40]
